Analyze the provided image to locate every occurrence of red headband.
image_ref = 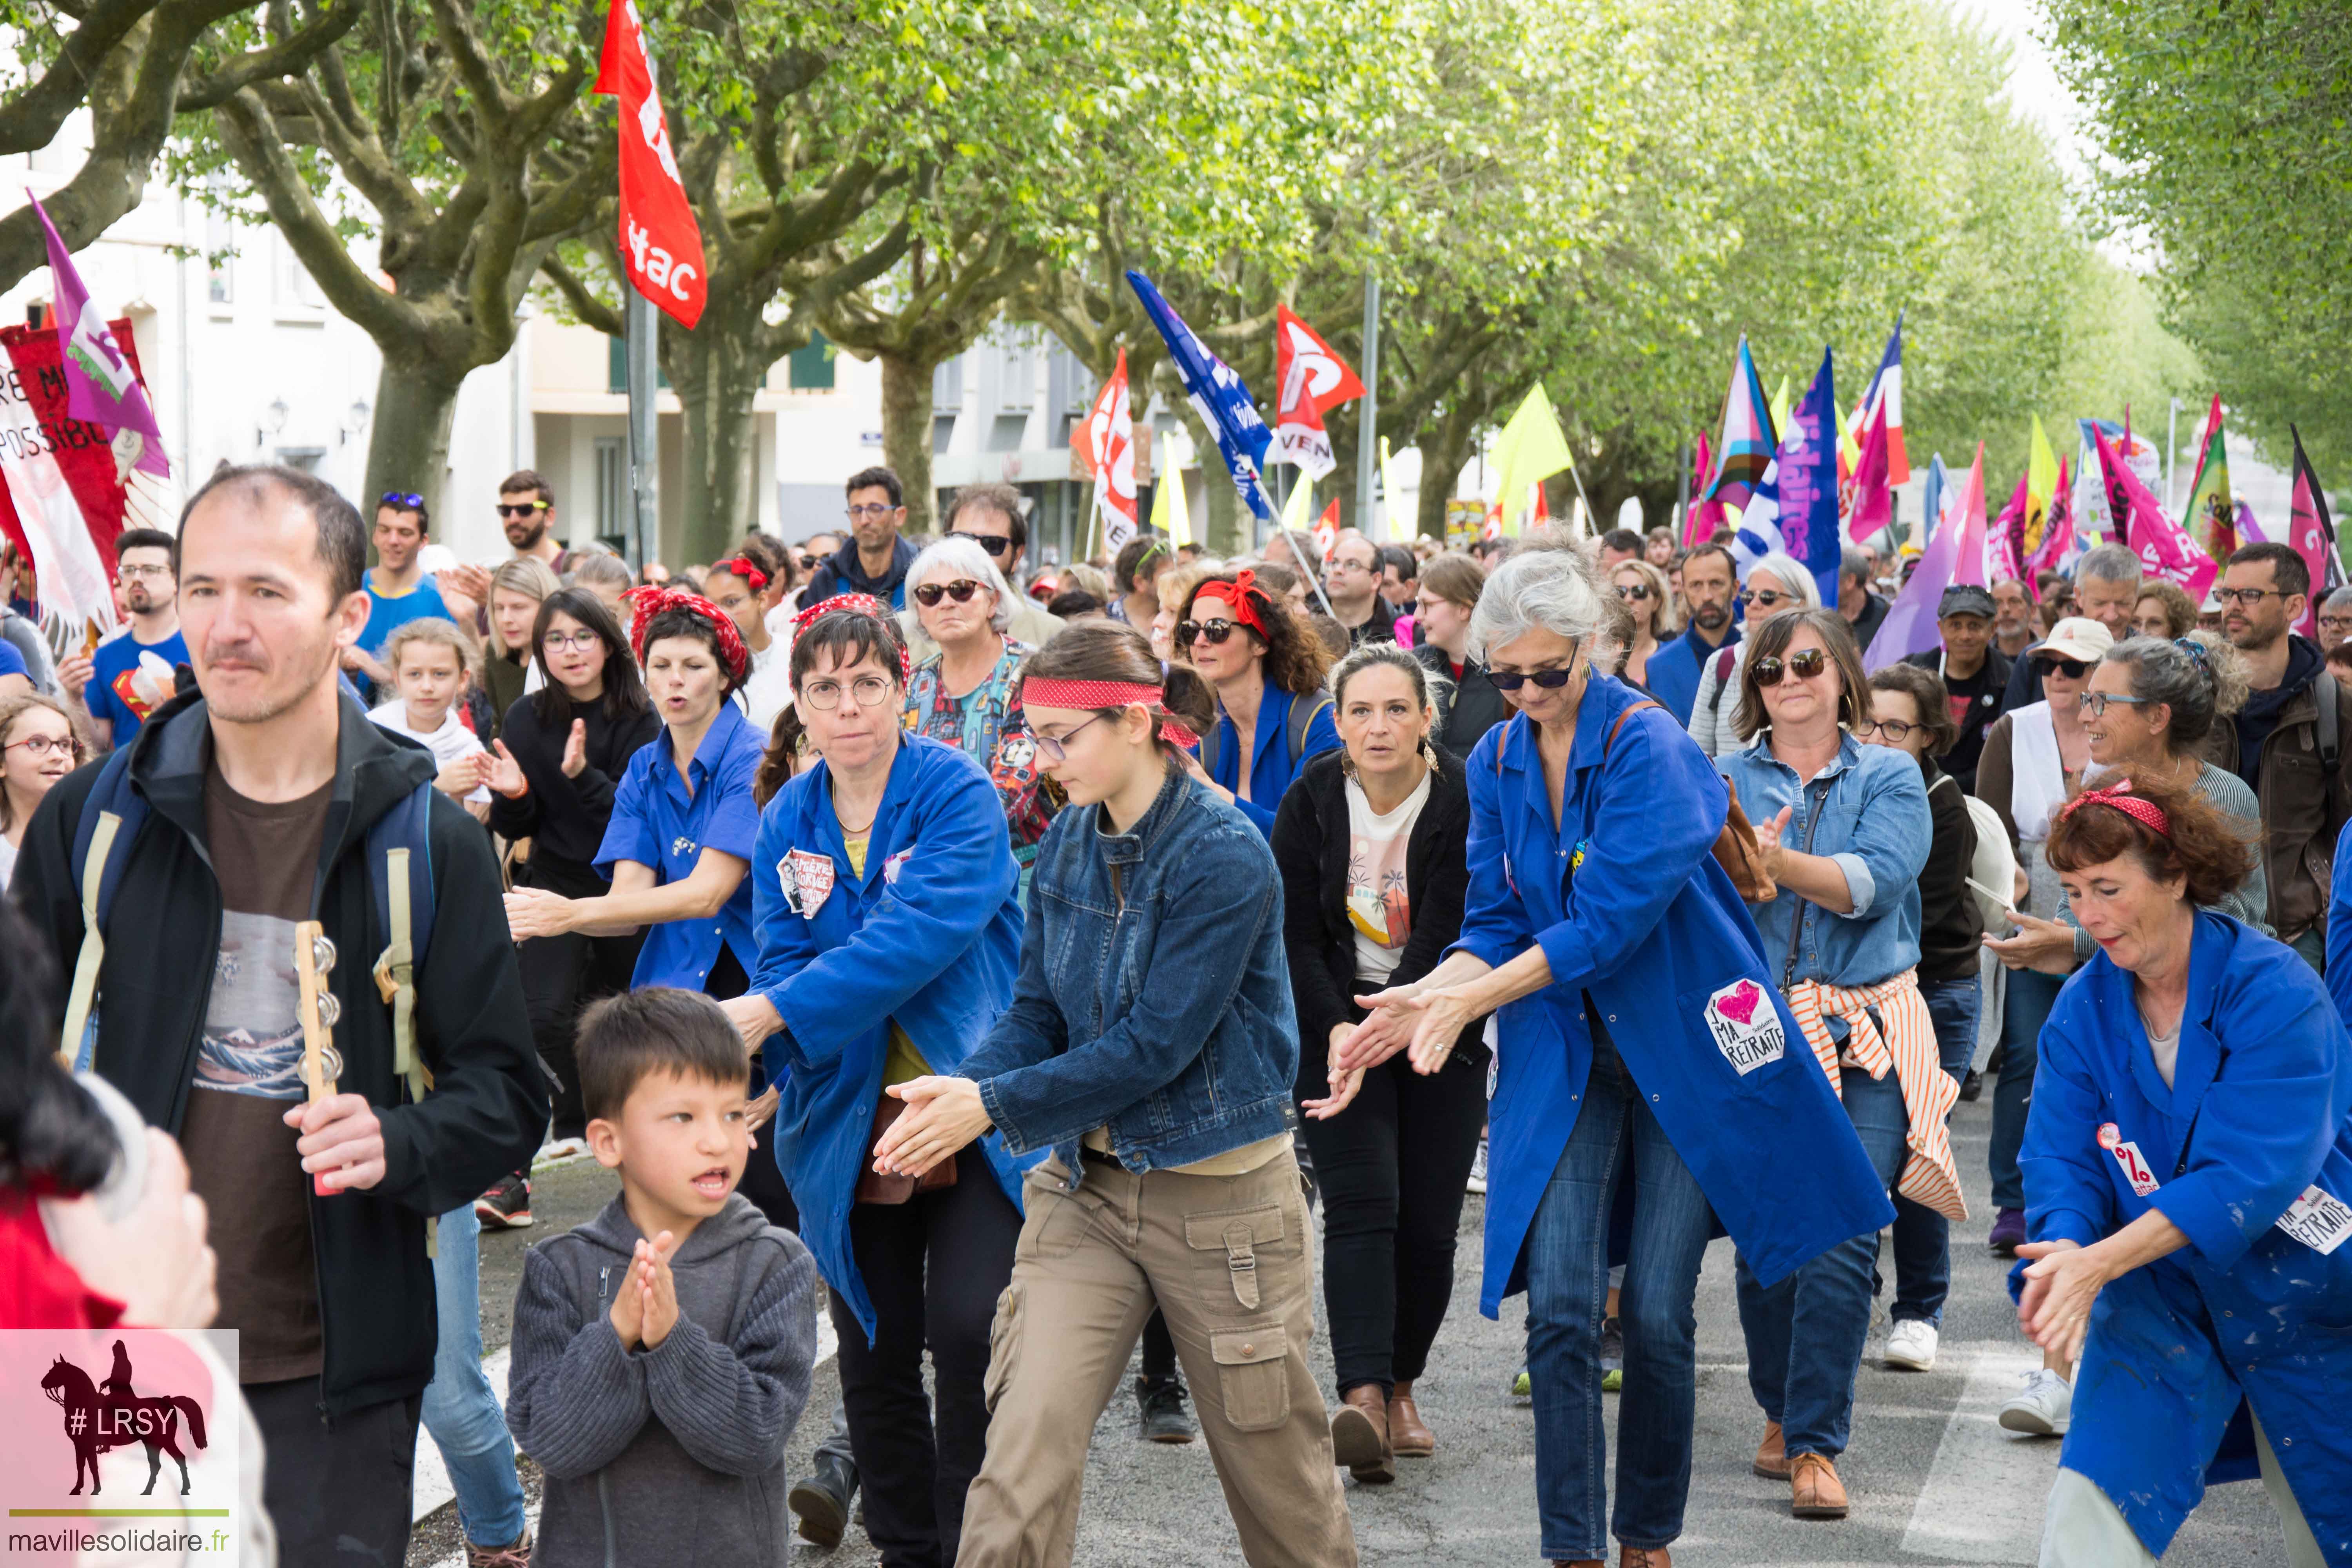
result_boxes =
[790,593,911,683]
[1193,568,1270,641]
[712,556,769,593]
[1022,676,1200,749]
[2059,779,2171,838]
[626,585,750,682]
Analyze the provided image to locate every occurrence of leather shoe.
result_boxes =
[1752,1420,1790,1479]
[1388,1380,1435,1457]
[1330,1383,1394,1483]
[1619,1548,1672,1568]
[1790,1452,1849,1518]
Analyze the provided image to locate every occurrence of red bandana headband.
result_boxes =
[1022,676,1201,749]
[2059,779,2171,838]
[711,555,768,593]
[790,593,911,682]
[1193,568,1270,640]
[626,585,750,682]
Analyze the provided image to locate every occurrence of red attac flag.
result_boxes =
[1312,497,1340,560]
[596,0,706,329]
[1270,306,1365,480]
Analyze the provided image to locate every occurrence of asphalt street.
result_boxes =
[413,1077,2301,1566]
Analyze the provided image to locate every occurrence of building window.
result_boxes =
[788,332,835,391]
[206,211,234,307]
[606,335,668,393]
[274,236,325,310]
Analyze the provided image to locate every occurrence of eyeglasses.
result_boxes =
[1033,713,1105,762]
[2035,654,2092,679]
[1752,647,1829,686]
[2320,615,2352,633]
[541,631,601,653]
[117,563,172,581]
[1613,583,1654,602]
[949,531,1012,557]
[4,732,76,759]
[2078,691,2152,719]
[2216,586,2286,607]
[796,553,822,570]
[1859,718,1918,742]
[800,674,895,710]
[1488,655,1580,692]
[1178,619,1242,647]
[379,491,425,510]
[1738,589,1793,609]
[846,503,898,521]
[913,579,986,608]
[496,502,546,518]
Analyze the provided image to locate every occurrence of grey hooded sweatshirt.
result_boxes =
[506,1191,818,1568]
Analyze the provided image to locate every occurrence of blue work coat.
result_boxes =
[747,734,1036,1343]
[1453,675,1895,1320]
[2018,911,2352,1561]
[594,703,764,990]
[1205,685,1341,837]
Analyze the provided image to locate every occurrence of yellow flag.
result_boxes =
[1380,437,1408,542]
[1491,383,1575,536]
[1280,473,1316,537]
[2027,416,2059,512]
[1151,463,1191,549]
[1768,374,1792,437]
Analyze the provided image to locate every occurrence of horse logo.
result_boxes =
[38,1339,209,1496]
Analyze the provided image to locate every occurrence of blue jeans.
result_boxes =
[1523,1035,1715,1559]
[1989,969,2064,1210]
[1735,1065,1909,1460]
[1891,975,1980,1327]
[421,1203,526,1546]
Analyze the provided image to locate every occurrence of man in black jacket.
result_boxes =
[803,465,919,610]
[12,465,546,1564]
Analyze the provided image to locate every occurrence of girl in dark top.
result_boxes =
[1861,662,1983,1373]
[1410,552,1506,757]
[1272,643,1485,1484]
[484,588,659,1142]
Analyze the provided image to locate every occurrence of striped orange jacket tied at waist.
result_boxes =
[1784,971,1967,1222]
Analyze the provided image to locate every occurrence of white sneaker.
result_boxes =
[1466,1133,1488,1194]
[1884,1319,1938,1371]
[1998,1368,2072,1436]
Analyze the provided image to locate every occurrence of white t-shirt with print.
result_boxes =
[1345,768,1434,985]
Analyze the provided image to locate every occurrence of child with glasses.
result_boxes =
[0,693,77,889]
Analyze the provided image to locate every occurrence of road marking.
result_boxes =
[1900,1342,2058,1563]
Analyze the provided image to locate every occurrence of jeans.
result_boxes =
[420,1203,526,1546]
[1735,1066,1910,1459]
[1522,1035,1715,1559]
[1989,969,2064,1210]
[1891,975,1980,1327]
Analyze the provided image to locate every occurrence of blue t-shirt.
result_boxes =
[359,575,454,656]
[86,628,189,740]
[0,640,25,684]
[593,703,766,992]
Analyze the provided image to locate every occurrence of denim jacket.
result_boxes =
[958,764,1299,1183]
[1715,732,1931,991]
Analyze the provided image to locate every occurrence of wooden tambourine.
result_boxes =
[292,920,347,1196]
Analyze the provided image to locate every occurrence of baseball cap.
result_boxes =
[2037,616,2115,664]
[1937,585,1995,620]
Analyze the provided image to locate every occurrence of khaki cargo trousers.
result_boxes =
[955,1148,1359,1567]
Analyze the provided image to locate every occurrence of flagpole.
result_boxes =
[1355,246,1380,537]
[625,290,660,570]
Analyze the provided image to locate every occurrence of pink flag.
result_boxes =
[32,197,167,477]
[1684,434,1725,545]
[2091,423,2216,601]
[1951,445,1989,588]
[2022,457,2075,595]
[1864,445,1987,668]
[1988,470,2028,585]
[2289,426,2341,640]
[1845,402,1893,543]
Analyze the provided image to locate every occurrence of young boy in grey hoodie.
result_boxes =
[507,987,819,1566]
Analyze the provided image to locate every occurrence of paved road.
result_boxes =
[409,1080,2299,1566]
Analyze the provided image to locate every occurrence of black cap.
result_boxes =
[1938,584,1996,620]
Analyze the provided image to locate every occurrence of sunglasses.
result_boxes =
[1488,656,1579,692]
[949,531,1012,557]
[1738,588,1794,609]
[914,579,987,608]
[1178,620,1243,647]
[1752,647,1829,686]
[2035,654,2092,679]
[496,502,546,518]
[1613,583,1654,601]
[797,553,821,570]
[379,491,425,510]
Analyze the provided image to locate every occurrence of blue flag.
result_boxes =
[1773,346,1842,608]
[1126,270,1276,520]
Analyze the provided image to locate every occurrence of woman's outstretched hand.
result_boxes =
[873,1076,991,1178]
[2015,1239,2105,1365]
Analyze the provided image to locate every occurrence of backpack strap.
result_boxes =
[1287,688,1333,763]
[58,748,146,1068]
[367,779,439,1104]
[2318,670,2341,775]
[1606,699,1664,755]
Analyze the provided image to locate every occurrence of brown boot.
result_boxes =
[1329,1384,1394,1483]
[1790,1452,1849,1519]
[1752,1420,1791,1479]
[1387,1379,1435,1457]
[1619,1548,1672,1568]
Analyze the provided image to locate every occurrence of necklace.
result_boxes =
[835,810,877,837]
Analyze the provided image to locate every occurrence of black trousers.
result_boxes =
[246,1377,422,1566]
[513,854,644,1139]
[829,1145,1020,1568]
[1296,1033,1489,1395]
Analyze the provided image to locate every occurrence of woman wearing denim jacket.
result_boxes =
[1714,607,1953,1522]
[872,621,1360,1568]
[1344,547,1893,1568]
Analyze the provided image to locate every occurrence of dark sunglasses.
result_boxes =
[496,502,547,518]
[913,579,986,607]
[949,531,1012,557]
[1752,647,1829,686]
[1489,655,1580,692]
[1613,583,1654,602]
[1178,619,1243,647]
[796,553,821,570]
[379,490,424,510]
[2034,654,2091,679]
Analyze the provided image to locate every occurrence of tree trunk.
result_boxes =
[362,350,468,523]
[878,351,939,533]
[667,317,771,565]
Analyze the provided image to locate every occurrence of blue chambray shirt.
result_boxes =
[594,701,765,991]
[1715,731,1931,994]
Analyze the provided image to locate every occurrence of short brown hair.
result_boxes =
[575,987,748,1122]
[2133,581,2198,639]
[1731,608,1867,742]
[1866,662,1959,757]
[2044,771,2254,909]
[1418,552,1485,612]
[498,468,554,506]
[1182,570,1333,696]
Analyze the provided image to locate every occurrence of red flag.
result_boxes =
[1684,434,1724,545]
[1845,403,1893,543]
[595,0,706,329]
[1270,306,1363,480]
[1312,497,1340,560]
[1078,348,1139,552]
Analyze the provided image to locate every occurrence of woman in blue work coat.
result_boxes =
[720,598,1031,1568]
[1176,568,1340,837]
[2020,773,2352,1567]
[1344,546,1895,1568]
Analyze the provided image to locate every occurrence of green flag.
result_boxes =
[1492,383,1575,536]
[2182,395,2235,560]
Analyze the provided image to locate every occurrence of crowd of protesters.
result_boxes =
[0,460,2347,1568]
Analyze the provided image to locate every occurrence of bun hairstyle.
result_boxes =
[1017,621,1213,757]
[2100,632,2249,750]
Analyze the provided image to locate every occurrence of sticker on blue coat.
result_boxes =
[783,849,834,919]
[1703,978,1784,1075]
[883,847,912,884]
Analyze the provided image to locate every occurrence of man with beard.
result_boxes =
[58,529,187,752]
[1991,577,2036,661]
[437,470,575,612]
[1644,542,1737,724]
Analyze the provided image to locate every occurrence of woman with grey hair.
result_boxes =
[901,534,1052,889]
[1686,550,1822,758]
[1339,544,1893,1563]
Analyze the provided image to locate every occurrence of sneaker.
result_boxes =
[1600,1316,1624,1392]
[1884,1319,1938,1371]
[789,1450,858,1548]
[1998,1368,2072,1436]
[1958,1067,1984,1102]
[1988,1207,2026,1256]
[463,1528,533,1568]
[537,1135,589,1162]
[1510,1366,1531,1398]
[1466,1132,1488,1195]
[1137,1375,1196,1443]
[475,1173,533,1230]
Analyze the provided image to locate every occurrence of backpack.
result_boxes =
[1197,688,1334,780]
[58,744,441,1109]
[1931,772,2018,932]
